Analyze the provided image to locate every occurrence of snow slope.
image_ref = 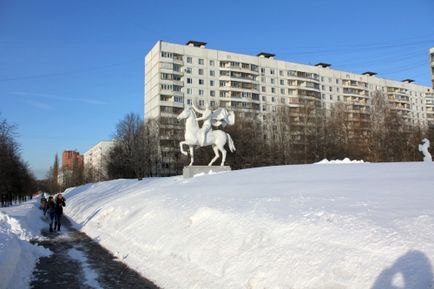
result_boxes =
[64,162,434,289]
[0,199,51,289]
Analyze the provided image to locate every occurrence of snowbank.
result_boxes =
[315,157,365,164]
[0,199,51,289]
[64,162,434,289]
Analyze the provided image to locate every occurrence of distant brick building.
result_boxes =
[62,150,84,170]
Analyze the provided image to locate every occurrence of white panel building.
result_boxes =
[144,40,434,167]
[83,140,114,181]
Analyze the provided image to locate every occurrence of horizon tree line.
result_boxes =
[0,114,37,207]
[43,90,434,189]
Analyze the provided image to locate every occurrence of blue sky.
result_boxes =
[1,0,433,179]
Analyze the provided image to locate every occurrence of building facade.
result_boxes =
[430,47,434,88]
[83,140,114,181]
[62,150,83,171]
[144,41,434,164]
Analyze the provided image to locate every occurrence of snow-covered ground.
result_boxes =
[60,161,434,289]
[0,199,50,289]
[1,161,433,289]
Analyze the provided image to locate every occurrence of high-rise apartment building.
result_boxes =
[83,140,114,181]
[62,150,83,171]
[144,41,434,167]
[430,47,434,88]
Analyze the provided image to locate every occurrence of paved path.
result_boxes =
[30,216,160,289]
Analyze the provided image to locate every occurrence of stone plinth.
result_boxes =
[183,166,231,178]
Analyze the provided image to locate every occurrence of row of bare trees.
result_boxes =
[91,91,434,181]
[223,94,432,168]
[106,113,161,179]
[0,115,37,206]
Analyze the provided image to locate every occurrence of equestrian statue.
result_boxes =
[177,103,236,166]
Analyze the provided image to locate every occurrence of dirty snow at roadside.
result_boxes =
[64,162,434,289]
[0,199,51,289]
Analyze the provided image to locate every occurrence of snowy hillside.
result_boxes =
[0,200,51,289]
[63,162,434,289]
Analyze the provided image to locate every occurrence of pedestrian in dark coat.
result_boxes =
[54,194,66,231]
[46,196,56,232]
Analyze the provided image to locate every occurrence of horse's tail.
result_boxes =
[226,133,236,152]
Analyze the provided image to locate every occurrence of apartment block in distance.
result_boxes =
[145,40,434,166]
[427,47,434,128]
[83,140,114,181]
[59,150,84,186]
[62,150,83,171]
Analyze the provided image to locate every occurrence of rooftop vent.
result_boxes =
[186,40,207,48]
[402,79,415,83]
[315,63,331,68]
[362,71,377,76]
[257,52,275,59]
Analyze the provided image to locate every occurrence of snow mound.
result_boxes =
[0,199,51,289]
[315,157,364,164]
[64,162,434,289]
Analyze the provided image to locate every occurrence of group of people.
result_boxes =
[40,193,66,232]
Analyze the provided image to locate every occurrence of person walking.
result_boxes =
[46,196,56,232]
[54,194,66,231]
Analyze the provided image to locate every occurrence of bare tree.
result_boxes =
[0,115,36,206]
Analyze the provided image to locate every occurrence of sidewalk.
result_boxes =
[30,216,160,289]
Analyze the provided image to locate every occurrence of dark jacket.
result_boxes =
[47,199,56,214]
[55,197,66,215]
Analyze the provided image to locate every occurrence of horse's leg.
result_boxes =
[208,145,220,166]
[188,146,194,166]
[219,146,227,166]
[180,141,188,156]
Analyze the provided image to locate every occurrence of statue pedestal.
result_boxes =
[183,166,231,178]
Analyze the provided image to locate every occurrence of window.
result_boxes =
[271,78,275,84]
[211,100,215,106]
[174,96,183,103]
[199,58,204,65]
[270,69,275,75]
[271,97,275,102]
[186,56,192,63]
[210,80,214,86]
[279,70,284,76]
[186,88,191,95]
[280,88,285,94]
[261,68,265,74]
[187,78,192,84]
[210,60,215,66]
[262,96,266,101]
[271,88,275,93]
[262,86,266,92]
[336,79,339,84]
[198,68,204,75]
[199,89,204,96]
[185,67,192,74]
[210,70,215,76]
[199,79,204,85]
[187,99,192,105]
[280,79,284,85]
[210,90,215,97]
[199,99,204,106]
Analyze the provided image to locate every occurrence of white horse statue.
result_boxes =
[177,106,236,166]
[418,138,432,162]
